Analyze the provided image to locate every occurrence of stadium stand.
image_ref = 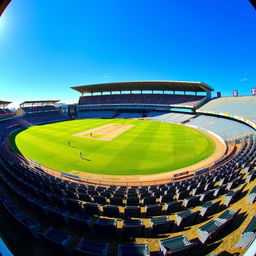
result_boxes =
[79,93,205,108]
[17,100,60,116]
[145,112,196,123]
[0,101,15,119]
[187,115,256,141]
[198,96,256,121]
[0,83,256,255]
[73,81,213,119]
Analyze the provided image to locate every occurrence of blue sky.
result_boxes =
[0,0,255,108]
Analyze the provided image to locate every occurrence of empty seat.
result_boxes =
[78,193,91,202]
[124,206,141,218]
[145,204,162,216]
[94,218,117,237]
[160,194,174,203]
[200,201,220,218]
[83,202,100,216]
[122,219,145,238]
[165,200,182,214]
[213,185,226,197]
[199,190,214,202]
[65,198,83,213]
[118,243,150,256]
[198,219,225,245]
[103,205,120,218]
[183,195,200,208]
[159,235,196,256]
[110,197,123,206]
[66,213,93,233]
[247,185,256,204]
[217,208,240,224]
[126,197,140,206]
[175,210,199,228]
[224,184,246,206]
[150,216,174,235]
[40,227,71,255]
[72,238,109,256]
[142,196,156,205]
[235,215,256,249]
[93,195,107,205]
[46,207,67,225]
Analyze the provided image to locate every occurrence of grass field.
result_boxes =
[12,119,216,175]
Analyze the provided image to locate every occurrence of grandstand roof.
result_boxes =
[71,81,214,94]
[20,100,60,107]
[0,0,11,16]
[0,100,12,105]
[20,100,60,105]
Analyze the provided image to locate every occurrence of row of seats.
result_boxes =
[1,163,255,255]
[145,112,195,123]
[187,115,256,141]
[79,94,205,107]
[198,96,256,121]
[21,105,58,114]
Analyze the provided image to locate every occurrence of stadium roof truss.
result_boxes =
[71,81,214,95]
[20,100,60,107]
[0,100,12,108]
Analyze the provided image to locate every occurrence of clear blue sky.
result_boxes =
[0,0,255,108]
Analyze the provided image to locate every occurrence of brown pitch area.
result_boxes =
[72,123,134,141]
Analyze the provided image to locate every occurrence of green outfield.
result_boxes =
[12,119,216,175]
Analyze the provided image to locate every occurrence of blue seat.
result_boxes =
[40,227,71,255]
[200,200,220,218]
[66,213,93,233]
[175,210,199,228]
[16,214,40,239]
[72,238,109,256]
[118,243,150,256]
[110,197,123,206]
[122,219,145,238]
[124,206,141,218]
[94,218,117,237]
[150,216,174,235]
[247,185,256,204]
[103,205,120,218]
[83,202,100,216]
[235,215,256,249]
[165,200,182,214]
[159,235,196,256]
[145,204,162,216]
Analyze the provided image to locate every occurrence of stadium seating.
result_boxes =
[0,102,255,255]
[118,243,150,256]
[159,235,196,256]
[187,115,256,141]
[235,215,256,249]
[145,112,196,123]
[79,94,205,108]
[198,96,256,121]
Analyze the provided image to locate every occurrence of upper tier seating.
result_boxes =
[145,112,195,123]
[79,94,205,108]
[22,105,58,114]
[187,115,256,141]
[198,97,256,121]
